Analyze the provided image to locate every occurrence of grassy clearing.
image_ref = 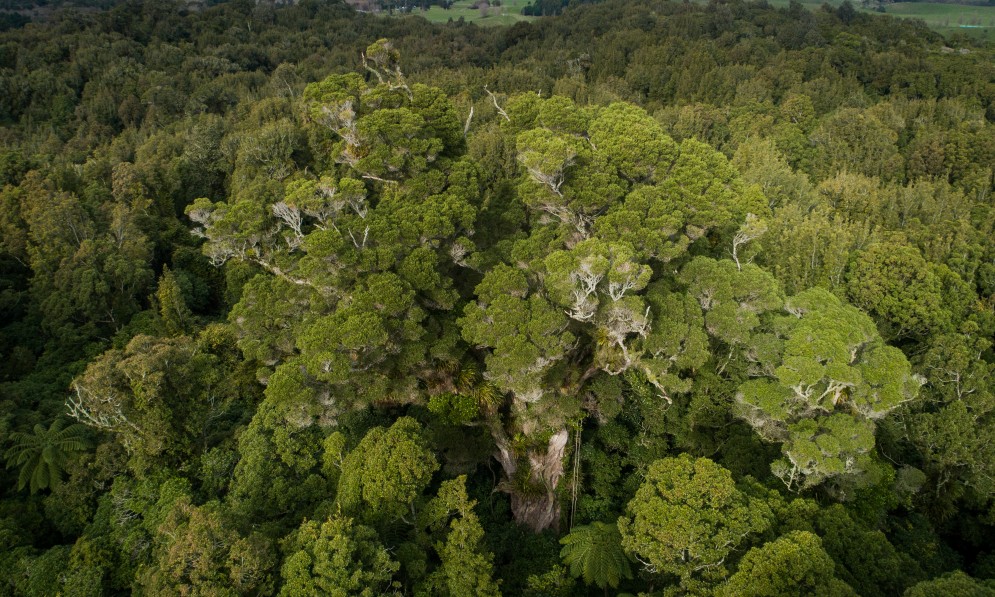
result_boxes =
[764,0,836,8]
[759,0,995,42]
[400,0,536,26]
[885,2,995,40]
[394,0,993,40]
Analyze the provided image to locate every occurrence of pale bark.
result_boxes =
[489,421,569,532]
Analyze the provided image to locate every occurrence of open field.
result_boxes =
[885,2,995,39]
[406,0,993,40]
[763,0,995,41]
[402,0,536,26]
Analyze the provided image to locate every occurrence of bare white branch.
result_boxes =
[484,85,510,122]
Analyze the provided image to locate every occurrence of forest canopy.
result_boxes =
[1,0,995,594]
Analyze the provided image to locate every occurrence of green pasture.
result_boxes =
[403,0,536,26]
[753,0,995,41]
[764,0,840,8]
[394,0,994,40]
[885,0,995,24]
[764,0,994,41]
[885,2,995,40]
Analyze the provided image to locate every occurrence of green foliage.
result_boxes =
[427,392,480,426]
[774,500,925,596]
[68,334,241,472]
[4,419,91,494]
[732,136,812,210]
[618,455,772,588]
[846,243,950,340]
[903,571,995,597]
[907,330,995,507]
[592,140,761,264]
[736,288,920,491]
[9,545,73,597]
[8,170,155,342]
[559,521,632,590]
[459,264,574,401]
[155,266,194,336]
[1,2,995,594]
[419,476,501,597]
[523,564,577,597]
[227,397,327,526]
[720,531,856,597]
[679,256,782,346]
[811,108,904,181]
[759,203,874,295]
[138,499,275,596]
[279,515,399,596]
[336,417,439,525]
[543,238,652,373]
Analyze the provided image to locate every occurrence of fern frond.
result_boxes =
[4,419,92,494]
[559,521,632,590]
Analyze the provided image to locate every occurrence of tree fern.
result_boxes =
[559,521,632,590]
[4,419,91,494]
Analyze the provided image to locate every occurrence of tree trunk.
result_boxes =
[490,422,569,533]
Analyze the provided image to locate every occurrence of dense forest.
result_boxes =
[1,0,995,594]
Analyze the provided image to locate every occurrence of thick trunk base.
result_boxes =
[492,427,569,533]
[510,491,561,533]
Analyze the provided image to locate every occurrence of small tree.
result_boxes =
[335,417,439,526]
[735,288,921,491]
[618,455,771,590]
[719,531,856,597]
[279,515,399,596]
